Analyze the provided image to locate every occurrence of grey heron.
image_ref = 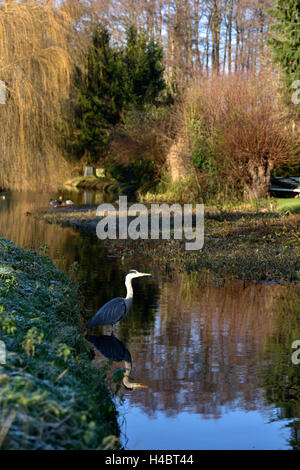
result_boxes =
[86,270,151,329]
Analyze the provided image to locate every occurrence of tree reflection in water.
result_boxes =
[260,285,300,450]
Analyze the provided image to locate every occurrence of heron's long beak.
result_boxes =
[140,273,151,277]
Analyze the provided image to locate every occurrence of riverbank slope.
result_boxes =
[0,237,120,449]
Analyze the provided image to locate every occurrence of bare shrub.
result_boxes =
[183,69,300,200]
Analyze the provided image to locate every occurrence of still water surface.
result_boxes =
[1,191,299,450]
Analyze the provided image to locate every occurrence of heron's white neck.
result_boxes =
[125,275,134,299]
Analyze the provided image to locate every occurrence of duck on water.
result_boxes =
[50,196,75,207]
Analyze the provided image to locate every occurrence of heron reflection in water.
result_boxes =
[87,334,147,390]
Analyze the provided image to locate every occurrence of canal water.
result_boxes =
[1,191,299,450]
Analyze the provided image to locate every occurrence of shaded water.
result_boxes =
[1,191,300,450]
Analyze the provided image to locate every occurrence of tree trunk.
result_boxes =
[166,129,192,182]
[227,0,233,73]
[246,162,273,200]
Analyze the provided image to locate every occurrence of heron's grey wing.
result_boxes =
[87,297,126,328]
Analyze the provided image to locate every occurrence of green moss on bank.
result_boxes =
[274,197,300,214]
[0,237,120,450]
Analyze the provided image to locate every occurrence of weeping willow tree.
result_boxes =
[0,0,78,190]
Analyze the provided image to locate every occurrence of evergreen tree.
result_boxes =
[75,25,127,163]
[124,26,165,109]
[75,24,165,163]
[268,0,300,93]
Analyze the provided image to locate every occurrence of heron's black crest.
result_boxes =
[128,269,138,274]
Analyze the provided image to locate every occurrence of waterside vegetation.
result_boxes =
[0,237,120,449]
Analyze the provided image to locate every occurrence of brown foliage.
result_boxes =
[183,69,300,199]
[108,110,169,184]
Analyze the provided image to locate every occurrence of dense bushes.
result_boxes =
[180,70,299,201]
[115,68,299,203]
[107,105,170,197]
[139,68,299,203]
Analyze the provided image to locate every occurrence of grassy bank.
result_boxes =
[274,197,300,214]
[0,237,120,450]
[34,200,300,282]
[63,175,110,191]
